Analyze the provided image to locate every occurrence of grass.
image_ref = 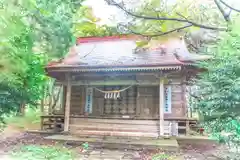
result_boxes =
[151,153,177,160]
[3,107,41,130]
[0,108,80,160]
[11,145,77,160]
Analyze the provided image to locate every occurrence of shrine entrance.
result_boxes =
[98,85,138,117]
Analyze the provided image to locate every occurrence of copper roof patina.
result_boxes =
[46,35,210,72]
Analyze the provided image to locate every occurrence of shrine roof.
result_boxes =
[46,35,210,73]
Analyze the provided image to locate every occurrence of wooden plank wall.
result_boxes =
[70,118,160,137]
[70,87,85,115]
[167,84,185,118]
[137,86,159,119]
[68,74,186,119]
[69,118,179,137]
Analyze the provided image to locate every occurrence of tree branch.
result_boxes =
[220,0,240,13]
[105,0,227,31]
[122,24,193,38]
[214,0,231,21]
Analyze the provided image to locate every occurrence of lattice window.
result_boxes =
[103,85,137,115]
[164,85,172,113]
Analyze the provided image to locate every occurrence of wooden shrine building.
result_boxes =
[44,35,209,138]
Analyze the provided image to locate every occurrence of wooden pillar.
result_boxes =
[40,99,44,130]
[64,74,71,132]
[159,78,165,137]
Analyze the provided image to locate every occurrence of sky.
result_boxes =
[83,0,117,25]
[83,0,140,25]
[83,0,239,25]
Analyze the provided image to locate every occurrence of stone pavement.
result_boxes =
[78,149,141,160]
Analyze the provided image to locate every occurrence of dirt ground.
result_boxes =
[0,126,235,160]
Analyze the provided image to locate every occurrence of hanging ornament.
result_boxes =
[104,93,107,99]
[117,92,120,99]
[113,92,117,99]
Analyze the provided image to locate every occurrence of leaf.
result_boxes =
[190,26,201,32]
[135,40,149,48]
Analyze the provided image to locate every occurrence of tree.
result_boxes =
[0,0,85,119]
[105,0,240,36]
[190,19,240,155]
[72,5,119,37]
[0,0,119,119]
[0,2,48,117]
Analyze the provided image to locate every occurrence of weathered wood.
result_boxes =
[181,75,187,117]
[61,74,184,86]
[69,84,185,119]
[68,75,184,118]
[186,120,190,135]
[69,86,85,115]
[51,71,190,137]
[40,98,44,130]
[70,124,159,133]
[70,118,160,125]
[41,115,64,118]
[73,130,159,138]
[40,117,44,131]
[69,118,175,138]
[64,74,71,132]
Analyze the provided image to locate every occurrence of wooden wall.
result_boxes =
[167,83,186,118]
[69,118,180,137]
[68,83,186,119]
[69,118,171,137]
[137,86,159,119]
[61,72,187,119]
[70,87,85,115]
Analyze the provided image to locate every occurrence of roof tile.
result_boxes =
[47,36,209,69]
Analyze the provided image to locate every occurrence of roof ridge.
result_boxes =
[76,35,142,44]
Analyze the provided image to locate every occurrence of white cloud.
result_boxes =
[83,0,120,25]
[83,0,143,26]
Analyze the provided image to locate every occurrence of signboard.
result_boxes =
[164,86,172,113]
[85,87,93,114]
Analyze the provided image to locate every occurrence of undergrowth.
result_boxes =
[11,145,76,160]
[1,107,41,131]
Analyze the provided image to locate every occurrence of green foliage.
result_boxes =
[129,0,224,38]
[72,5,119,37]
[11,145,76,160]
[0,3,47,120]
[192,20,240,147]
[0,0,82,120]
[25,0,81,58]
[151,153,173,160]
[0,0,119,121]
[4,107,41,129]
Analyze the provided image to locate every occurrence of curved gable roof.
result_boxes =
[46,35,210,72]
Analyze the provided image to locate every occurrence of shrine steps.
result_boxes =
[44,134,180,151]
[70,129,159,138]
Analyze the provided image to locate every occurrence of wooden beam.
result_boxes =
[64,74,71,132]
[40,99,44,130]
[159,78,165,136]
[61,80,160,86]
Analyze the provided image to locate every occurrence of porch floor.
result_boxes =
[44,134,179,151]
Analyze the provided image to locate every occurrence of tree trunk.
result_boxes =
[19,103,25,116]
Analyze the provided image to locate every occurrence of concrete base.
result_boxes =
[44,134,179,151]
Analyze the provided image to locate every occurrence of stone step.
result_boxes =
[44,134,180,151]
